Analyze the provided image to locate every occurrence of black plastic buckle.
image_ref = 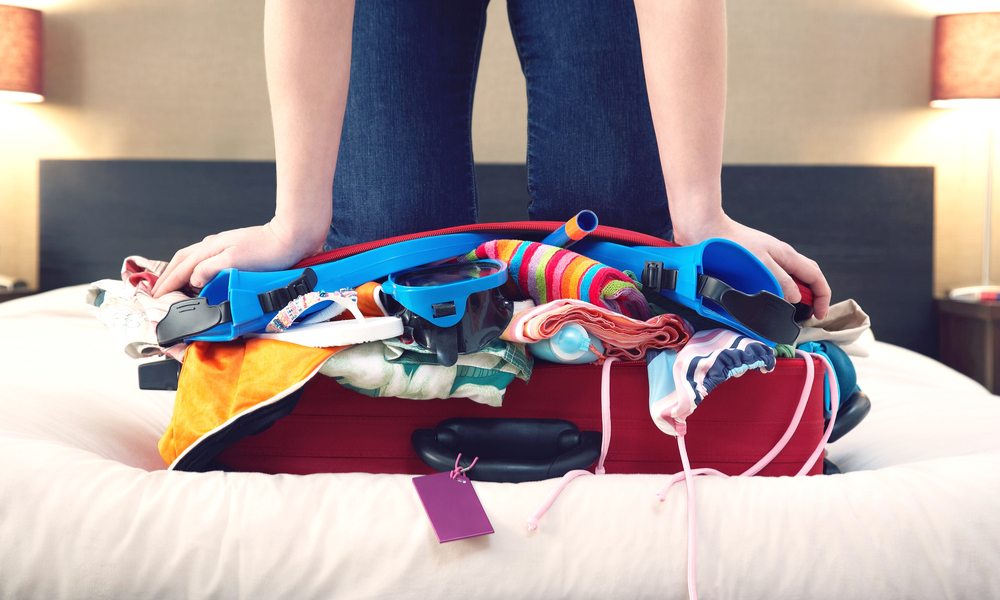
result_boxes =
[696,274,800,345]
[138,358,182,391]
[641,261,678,293]
[432,301,457,318]
[257,268,317,313]
[157,297,233,347]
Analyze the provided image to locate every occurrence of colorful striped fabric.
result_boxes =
[462,240,652,321]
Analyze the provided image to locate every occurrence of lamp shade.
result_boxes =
[0,4,43,103]
[931,12,1000,108]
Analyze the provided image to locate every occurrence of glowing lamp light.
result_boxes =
[932,13,1000,293]
[0,4,44,103]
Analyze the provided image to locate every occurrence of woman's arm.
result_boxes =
[633,0,830,318]
[153,0,354,297]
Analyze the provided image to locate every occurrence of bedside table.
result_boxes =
[0,289,36,303]
[937,298,1000,394]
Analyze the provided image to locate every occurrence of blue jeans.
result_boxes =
[327,0,670,251]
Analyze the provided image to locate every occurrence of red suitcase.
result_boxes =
[170,220,826,479]
[214,356,827,478]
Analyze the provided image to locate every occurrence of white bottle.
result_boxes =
[528,323,604,364]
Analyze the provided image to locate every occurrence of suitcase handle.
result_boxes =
[411,418,602,483]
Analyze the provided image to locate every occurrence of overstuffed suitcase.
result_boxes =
[159,220,828,479]
[210,358,826,478]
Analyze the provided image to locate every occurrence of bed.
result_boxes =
[2,162,998,599]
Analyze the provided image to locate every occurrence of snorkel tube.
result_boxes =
[540,210,598,250]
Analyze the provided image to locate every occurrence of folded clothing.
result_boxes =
[796,298,872,357]
[503,298,692,363]
[461,240,651,321]
[319,337,532,407]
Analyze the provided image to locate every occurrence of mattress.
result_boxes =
[1,286,998,599]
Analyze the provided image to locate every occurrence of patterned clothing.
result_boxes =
[86,256,190,360]
[647,329,776,436]
[319,337,532,407]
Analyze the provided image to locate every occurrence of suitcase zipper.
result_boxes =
[295,222,676,268]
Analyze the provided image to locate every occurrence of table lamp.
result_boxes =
[932,12,1000,301]
[0,4,43,103]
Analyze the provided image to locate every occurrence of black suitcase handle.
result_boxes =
[411,418,602,483]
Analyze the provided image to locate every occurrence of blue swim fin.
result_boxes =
[157,233,496,345]
[572,238,799,345]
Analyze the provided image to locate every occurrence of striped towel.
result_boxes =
[462,239,651,321]
[503,298,693,363]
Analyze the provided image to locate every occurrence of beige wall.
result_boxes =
[1,0,997,296]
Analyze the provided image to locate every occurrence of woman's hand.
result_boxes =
[150,218,325,298]
[674,211,832,320]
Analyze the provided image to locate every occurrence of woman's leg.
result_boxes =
[327,0,491,250]
[506,0,672,240]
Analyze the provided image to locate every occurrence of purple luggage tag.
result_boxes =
[412,455,494,543]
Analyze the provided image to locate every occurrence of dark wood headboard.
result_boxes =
[40,160,934,357]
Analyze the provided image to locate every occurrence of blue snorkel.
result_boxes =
[381,259,514,367]
[383,259,508,328]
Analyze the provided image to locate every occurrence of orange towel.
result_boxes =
[158,282,386,467]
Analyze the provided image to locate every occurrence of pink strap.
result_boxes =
[796,352,840,476]
[526,469,593,531]
[595,357,615,474]
[526,357,617,529]
[675,432,699,600]
[655,468,729,501]
[741,349,816,476]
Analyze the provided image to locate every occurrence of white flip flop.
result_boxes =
[247,290,403,348]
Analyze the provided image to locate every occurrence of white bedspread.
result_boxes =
[1,287,998,600]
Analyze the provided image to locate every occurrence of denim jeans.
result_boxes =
[327,0,670,251]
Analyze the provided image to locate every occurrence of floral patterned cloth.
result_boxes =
[319,337,532,407]
[86,256,190,360]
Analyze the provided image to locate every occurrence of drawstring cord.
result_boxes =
[526,357,616,530]
[596,355,614,475]
[450,453,479,481]
[796,352,839,476]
